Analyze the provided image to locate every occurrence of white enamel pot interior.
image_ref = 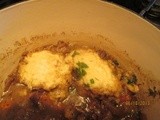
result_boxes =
[0,0,160,119]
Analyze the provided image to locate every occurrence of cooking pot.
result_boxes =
[0,0,160,119]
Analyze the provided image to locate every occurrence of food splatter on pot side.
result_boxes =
[0,41,158,120]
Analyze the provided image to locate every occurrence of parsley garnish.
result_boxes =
[75,67,87,79]
[84,83,90,88]
[84,79,94,88]
[90,79,95,84]
[72,51,79,57]
[75,62,88,79]
[76,62,88,68]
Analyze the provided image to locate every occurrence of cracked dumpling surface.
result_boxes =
[18,50,71,91]
[72,49,122,96]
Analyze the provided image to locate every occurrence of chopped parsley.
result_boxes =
[75,62,88,79]
[90,79,95,84]
[72,51,79,57]
[75,67,87,79]
[76,62,88,69]
[148,87,158,98]
[127,74,137,85]
[84,83,90,88]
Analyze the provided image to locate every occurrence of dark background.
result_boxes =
[0,0,26,9]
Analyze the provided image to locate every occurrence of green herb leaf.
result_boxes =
[75,67,87,79]
[127,74,137,85]
[90,79,95,84]
[74,62,88,80]
[84,83,90,88]
[76,62,88,69]
[72,51,79,57]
